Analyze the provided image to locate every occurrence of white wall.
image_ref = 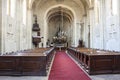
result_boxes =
[85,0,120,51]
[0,0,32,53]
[104,0,120,51]
[1,0,120,53]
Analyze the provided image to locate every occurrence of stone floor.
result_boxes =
[0,74,120,80]
[0,52,120,80]
[0,76,47,80]
[91,74,120,80]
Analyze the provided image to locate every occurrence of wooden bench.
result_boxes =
[0,47,55,76]
[67,47,120,75]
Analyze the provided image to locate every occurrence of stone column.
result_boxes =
[118,0,120,51]
[82,14,88,47]
[74,22,81,47]
[80,22,84,40]
[72,20,77,47]
[100,0,106,49]
[0,0,2,53]
[43,18,48,48]
[1,0,6,53]
[89,7,94,48]
[27,8,33,49]
[16,0,21,51]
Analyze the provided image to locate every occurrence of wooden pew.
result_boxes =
[0,47,55,76]
[67,47,120,75]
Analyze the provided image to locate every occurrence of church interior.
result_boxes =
[0,0,120,80]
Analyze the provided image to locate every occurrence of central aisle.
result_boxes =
[48,51,91,80]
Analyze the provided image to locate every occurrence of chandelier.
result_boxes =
[53,7,67,44]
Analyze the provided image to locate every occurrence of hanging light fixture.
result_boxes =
[53,7,67,44]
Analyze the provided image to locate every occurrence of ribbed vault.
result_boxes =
[47,7,74,23]
[28,0,93,47]
[29,0,91,10]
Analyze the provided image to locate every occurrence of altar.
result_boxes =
[52,8,67,50]
[55,44,66,51]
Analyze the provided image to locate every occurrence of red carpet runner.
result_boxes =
[48,51,91,80]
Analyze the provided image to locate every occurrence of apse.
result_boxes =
[46,7,74,46]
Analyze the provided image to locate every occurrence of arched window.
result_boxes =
[111,0,118,15]
[95,0,100,24]
[7,0,16,17]
[89,0,92,5]
[23,0,27,25]
[7,0,10,15]
[29,0,32,5]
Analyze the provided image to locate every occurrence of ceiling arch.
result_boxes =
[29,0,91,9]
[47,7,74,24]
[47,6,74,22]
[43,4,76,24]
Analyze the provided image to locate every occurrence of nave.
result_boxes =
[0,48,120,80]
[1,0,120,80]
[48,51,91,80]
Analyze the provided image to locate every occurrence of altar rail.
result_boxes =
[0,47,55,76]
[67,47,120,75]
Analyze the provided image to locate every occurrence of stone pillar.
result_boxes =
[16,0,21,51]
[118,0,120,51]
[0,0,2,53]
[88,25,90,48]
[80,22,84,40]
[74,22,81,47]
[89,7,94,48]
[82,14,88,47]
[43,19,48,48]
[71,22,75,47]
[1,0,6,53]
[72,20,77,47]
[27,8,33,49]
[100,0,106,49]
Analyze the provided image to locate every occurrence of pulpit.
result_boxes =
[32,15,42,48]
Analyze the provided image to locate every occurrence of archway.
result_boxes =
[45,6,74,47]
[30,0,90,48]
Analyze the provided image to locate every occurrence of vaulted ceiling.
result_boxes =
[29,0,91,10]
[47,7,74,23]
[28,0,93,24]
